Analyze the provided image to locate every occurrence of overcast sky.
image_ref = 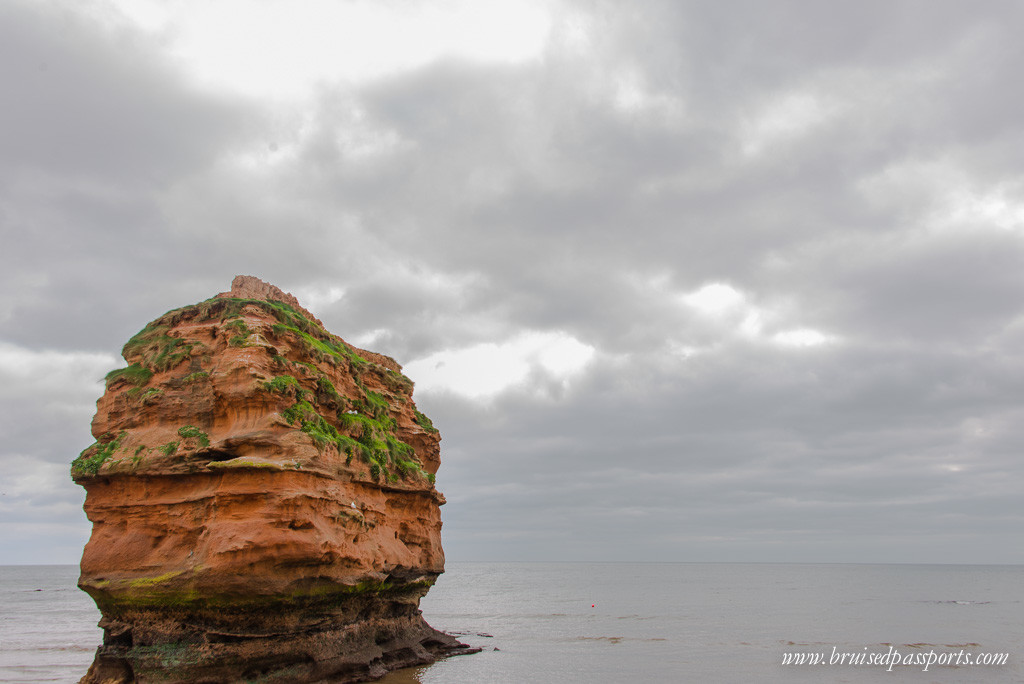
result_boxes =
[3,0,1024,565]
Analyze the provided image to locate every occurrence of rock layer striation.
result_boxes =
[73,276,470,683]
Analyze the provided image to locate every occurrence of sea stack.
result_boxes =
[72,276,470,683]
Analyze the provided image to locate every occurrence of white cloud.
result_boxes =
[772,328,832,347]
[405,331,595,398]
[859,159,1024,234]
[106,0,553,98]
[740,311,763,337]
[349,328,388,348]
[679,283,837,349]
[681,283,744,315]
[944,184,1024,233]
[607,68,685,121]
[0,342,116,399]
[739,90,837,157]
[291,284,346,313]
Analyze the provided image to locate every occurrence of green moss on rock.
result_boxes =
[106,364,153,388]
[71,431,128,477]
[177,426,210,448]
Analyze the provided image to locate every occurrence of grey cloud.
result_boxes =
[0,2,250,353]
[420,326,1024,561]
[4,0,1024,564]
[0,3,224,182]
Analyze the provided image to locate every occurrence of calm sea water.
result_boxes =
[1,563,1021,683]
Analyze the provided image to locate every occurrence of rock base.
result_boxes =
[80,606,477,683]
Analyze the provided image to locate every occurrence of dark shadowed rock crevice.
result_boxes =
[73,276,476,683]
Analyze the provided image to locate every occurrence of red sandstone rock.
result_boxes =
[73,277,472,683]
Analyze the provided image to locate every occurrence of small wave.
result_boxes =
[571,636,668,644]
[901,642,981,649]
[43,644,96,653]
[0,665,86,680]
[1,644,95,653]
[578,636,624,644]
[12,586,74,593]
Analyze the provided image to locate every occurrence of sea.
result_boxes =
[1,562,1021,683]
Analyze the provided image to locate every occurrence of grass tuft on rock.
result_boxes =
[177,426,210,448]
[106,364,153,388]
[71,431,127,477]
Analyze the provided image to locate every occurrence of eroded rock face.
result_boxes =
[73,276,470,683]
